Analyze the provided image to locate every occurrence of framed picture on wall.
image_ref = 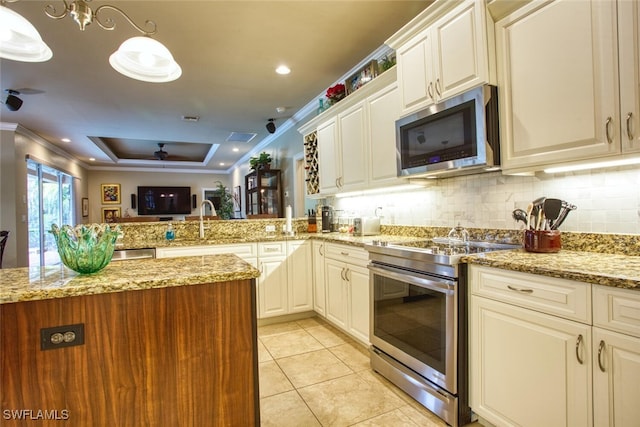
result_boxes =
[101,183,121,204]
[102,207,120,223]
[82,198,89,217]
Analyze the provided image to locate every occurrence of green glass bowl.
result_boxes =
[50,224,121,274]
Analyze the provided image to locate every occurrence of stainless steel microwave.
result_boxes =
[396,84,500,178]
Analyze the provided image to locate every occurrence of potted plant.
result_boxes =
[213,181,234,219]
[249,152,272,170]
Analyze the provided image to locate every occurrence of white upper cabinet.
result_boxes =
[316,118,340,194]
[497,0,636,173]
[338,101,368,191]
[618,0,640,153]
[315,102,368,194]
[368,81,403,185]
[299,68,403,196]
[392,0,492,115]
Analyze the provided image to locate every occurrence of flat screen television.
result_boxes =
[137,186,192,215]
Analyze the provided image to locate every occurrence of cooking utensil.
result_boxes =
[537,210,545,230]
[526,203,533,230]
[512,209,528,225]
[551,202,577,230]
[542,198,563,229]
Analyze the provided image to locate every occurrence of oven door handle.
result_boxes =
[368,264,455,294]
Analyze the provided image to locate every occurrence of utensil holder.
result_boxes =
[524,229,561,253]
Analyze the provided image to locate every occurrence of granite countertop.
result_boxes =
[117,232,422,250]
[466,249,640,290]
[0,254,260,304]
[119,232,640,290]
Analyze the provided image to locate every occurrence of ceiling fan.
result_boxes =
[147,143,192,162]
[153,143,169,160]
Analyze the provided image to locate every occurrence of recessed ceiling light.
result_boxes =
[275,65,291,75]
[232,147,239,152]
[276,106,286,113]
[61,138,71,143]
[89,157,95,161]
[219,162,225,166]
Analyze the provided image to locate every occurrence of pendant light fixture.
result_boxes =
[0,1,181,83]
[0,5,53,62]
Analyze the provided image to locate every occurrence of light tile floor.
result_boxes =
[258,316,483,427]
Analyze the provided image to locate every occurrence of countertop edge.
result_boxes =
[0,254,260,304]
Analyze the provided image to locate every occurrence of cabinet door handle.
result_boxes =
[598,340,606,372]
[575,334,584,365]
[605,116,613,144]
[345,268,351,282]
[626,112,634,141]
[427,82,434,101]
[435,78,442,97]
[507,285,534,294]
[340,268,346,281]
[319,244,324,256]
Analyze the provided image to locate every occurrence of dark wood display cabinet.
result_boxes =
[245,169,282,217]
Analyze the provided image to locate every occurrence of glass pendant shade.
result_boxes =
[109,36,182,83]
[0,5,52,62]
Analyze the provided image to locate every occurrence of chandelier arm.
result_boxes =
[94,5,157,35]
[44,0,72,20]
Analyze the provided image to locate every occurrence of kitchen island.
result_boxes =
[0,254,261,426]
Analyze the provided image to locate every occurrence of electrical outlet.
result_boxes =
[265,225,276,232]
[41,323,84,350]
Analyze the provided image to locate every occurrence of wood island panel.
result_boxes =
[1,279,259,426]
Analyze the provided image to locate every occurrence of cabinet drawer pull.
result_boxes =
[626,112,634,141]
[575,334,584,365]
[598,340,606,372]
[340,251,349,256]
[605,116,613,144]
[264,247,279,252]
[507,285,534,294]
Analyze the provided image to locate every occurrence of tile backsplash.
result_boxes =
[332,166,640,235]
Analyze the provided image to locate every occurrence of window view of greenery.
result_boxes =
[27,160,74,267]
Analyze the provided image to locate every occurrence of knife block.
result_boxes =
[524,229,562,253]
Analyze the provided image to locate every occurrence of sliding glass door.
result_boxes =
[27,160,75,267]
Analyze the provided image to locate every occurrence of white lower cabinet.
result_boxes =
[592,285,640,426]
[258,240,313,319]
[470,265,640,427]
[324,243,370,345]
[470,296,592,427]
[592,327,640,426]
[311,240,326,316]
[156,240,313,320]
[257,242,288,318]
[287,240,313,314]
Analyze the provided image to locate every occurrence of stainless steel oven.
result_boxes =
[365,239,520,427]
[369,263,457,393]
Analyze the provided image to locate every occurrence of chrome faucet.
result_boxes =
[199,200,216,238]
